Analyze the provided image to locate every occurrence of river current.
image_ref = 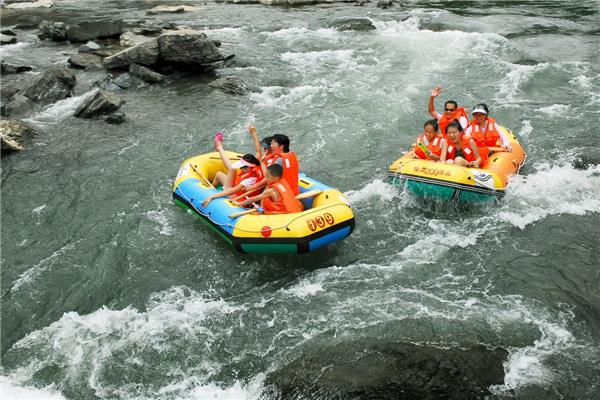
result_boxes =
[1,0,599,399]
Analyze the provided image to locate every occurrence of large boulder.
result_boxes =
[78,41,101,53]
[147,5,201,14]
[68,53,103,69]
[328,17,376,31]
[37,21,68,41]
[157,29,226,65]
[74,89,124,118]
[1,94,34,117]
[129,63,164,83]
[17,67,76,105]
[120,31,153,47]
[103,39,159,69]
[0,33,17,45]
[67,21,124,42]
[208,76,256,95]
[0,120,36,154]
[1,62,33,74]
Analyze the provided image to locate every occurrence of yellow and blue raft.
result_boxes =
[172,152,355,253]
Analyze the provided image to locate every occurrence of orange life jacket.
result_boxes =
[262,178,303,214]
[232,165,264,199]
[272,151,300,195]
[466,117,500,164]
[263,152,277,166]
[414,134,444,160]
[438,107,469,137]
[446,135,477,163]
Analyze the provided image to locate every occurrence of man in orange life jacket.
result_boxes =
[241,133,300,196]
[428,86,469,137]
[412,119,445,161]
[202,135,264,208]
[235,164,302,214]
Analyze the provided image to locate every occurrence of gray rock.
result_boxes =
[111,73,132,89]
[0,120,36,154]
[132,21,177,35]
[37,21,68,41]
[1,94,34,117]
[105,112,126,124]
[120,31,153,47]
[147,5,201,14]
[1,29,17,36]
[208,76,255,95]
[329,17,376,31]
[67,21,124,42]
[377,0,393,8]
[103,39,159,69]
[78,41,101,53]
[1,81,22,99]
[68,53,103,69]
[1,34,17,45]
[157,29,226,65]
[129,63,164,83]
[1,62,33,74]
[74,89,124,118]
[17,67,76,105]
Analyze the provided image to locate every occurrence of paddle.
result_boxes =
[189,163,215,189]
[228,189,323,218]
[488,146,509,153]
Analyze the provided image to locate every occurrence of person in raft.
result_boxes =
[412,119,445,161]
[202,133,264,208]
[440,121,482,168]
[240,133,300,196]
[464,103,512,166]
[428,86,469,136]
[235,164,303,214]
[247,125,274,165]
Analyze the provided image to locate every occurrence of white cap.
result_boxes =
[472,105,488,115]
[232,159,254,169]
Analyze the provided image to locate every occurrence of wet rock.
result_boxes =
[120,31,153,47]
[68,53,103,69]
[74,89,124,118]
[1,62,33,74]
[264,340,508,400]
[208,76,255,94]
[37,21,68,42]
[78,41,101,53]
[157,29,226,66]
[1,29,17,36]
[1,94,34,117]
[111,73,133,89]
[1,81,22,99]
[328,17,376,31]
[132,21,177,35]
[67,21,124,42]
[4,0,53,9]
[0,33,17,45]
[147,5,201,14]
[129,63,164,83]
[15,67,76,105]
[573,155,600,170]
[377,0,393,8]
[105,112,126,124]
[14,16,42,29]
[103,39,159,69]
[0,120,36,154]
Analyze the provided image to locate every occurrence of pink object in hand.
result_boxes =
[214,131,224,142]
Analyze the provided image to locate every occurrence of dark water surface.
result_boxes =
[1,0,599,398]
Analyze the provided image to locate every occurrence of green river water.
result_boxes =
[1,0,599,398]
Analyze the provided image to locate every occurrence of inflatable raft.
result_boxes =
[173,152,355,253]
[388,126,526,202]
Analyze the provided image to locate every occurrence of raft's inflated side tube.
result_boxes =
[173,152,355,254]
[388,127,526,202]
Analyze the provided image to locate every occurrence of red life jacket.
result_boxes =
[262,178,303,214]
[263,152,277,166]
[232,165,264,198]
[414,134,444,160]
[446,135,477,163]
[438,107,469,137]
[465,117,500,164]
[272,151,300,195]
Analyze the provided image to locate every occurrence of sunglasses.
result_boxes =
[445,108,456,112]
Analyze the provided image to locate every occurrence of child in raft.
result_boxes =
[247,125,274,165]
[440,121,482,168]
[235,164,303,214]
[202,133,264,208]
[411,119,445,161]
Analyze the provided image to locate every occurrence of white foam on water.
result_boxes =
[23,90,94,127]
[344,179,398,203]
[518,120,533,139]
[147,208,174,236]
[537,104,571,116]
[0,376,66,400]
[250,85,324,108]
[0,42,30,57]
[261,26,339,42]
[282,280,325,299]
[31,204,47,214]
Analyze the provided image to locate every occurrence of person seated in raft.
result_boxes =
[247,125,274,165]
[235,164,303,214]
[464,103,512,165]
[412,119,444,161]
[240,133,300,196]
[202,134,264,208]
[440,121,482,168]
[428,86,469,137]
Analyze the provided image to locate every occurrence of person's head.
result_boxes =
[471,103,489,124]
[446,121,463,144]
[266,164,283,182]
[232,154,260,171]
[260,136,273,152]
[271,134,290,154]
[423,119,439,141]
[444,100,458,117]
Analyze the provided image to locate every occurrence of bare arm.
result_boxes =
[237,188,274,207]
[429,86,442,118]
[440,140,449,162]
[468,139,481,168]
[248,125,262,159]
[203,183,244,207]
